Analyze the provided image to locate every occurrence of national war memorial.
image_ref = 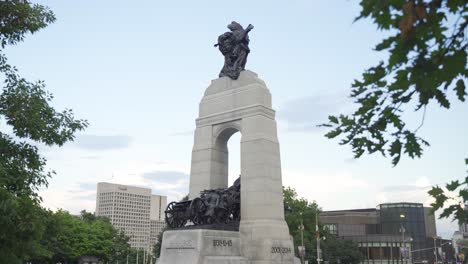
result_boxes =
[157,22,299,264]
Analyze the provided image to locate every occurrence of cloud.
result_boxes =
[381,185,430,192]
[141,171,190,201]
[67,182,96,194]
[41,182,97,213]
[73,134,132,150]
[80,155,101,160]
[170,130,193,137]
[142,171,188,183]
[277,91,352,132]
[77,182,97,191]
[376,180,432,205]
[282,169,372,210]
[75,193,96,201]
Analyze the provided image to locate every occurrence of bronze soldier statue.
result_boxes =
[215,21,254,80]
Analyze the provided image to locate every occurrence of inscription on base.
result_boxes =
[213,239,233,247]
[165,240,195,250]
[271,247,292,254]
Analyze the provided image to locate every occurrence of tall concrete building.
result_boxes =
[95,182,167,251]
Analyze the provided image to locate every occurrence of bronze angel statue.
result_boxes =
[215,21,254,80]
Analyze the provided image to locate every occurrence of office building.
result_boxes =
[95,182,167,251]
[320,202,453,264]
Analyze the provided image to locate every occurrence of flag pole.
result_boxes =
[316,213,321,264]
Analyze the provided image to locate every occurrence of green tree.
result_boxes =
[321,1,467,222]
[321,237,363,264]
[152,227,167,259]
[283,187,362,264]
[0,1,87,262]
[28,210,132,263]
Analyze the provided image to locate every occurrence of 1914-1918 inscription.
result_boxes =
[213,239,233,247]
[271,247,292,254]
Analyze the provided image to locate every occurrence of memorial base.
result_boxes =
[157,229,299,264]
[157,229,248,264]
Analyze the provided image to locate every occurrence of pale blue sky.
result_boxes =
[4,0,467,239]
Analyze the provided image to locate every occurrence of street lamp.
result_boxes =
[400,214,407,264]
[433,236,441,264]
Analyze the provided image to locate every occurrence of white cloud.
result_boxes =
[283,169,371,209]
[277,91,352,133]
[72,134,133,150]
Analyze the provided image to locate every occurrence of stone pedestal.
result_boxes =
[157,229,248,264]
[185,71,294,263]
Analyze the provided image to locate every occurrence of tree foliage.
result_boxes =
[321,237,364,264]
[0,189,47,263]
[0,0,87,201]
[429,159,468,223]
[321,0,467,222]
[152,227,167,259]
[283,187,362,264]
[28,210,132,264]
[0,1,87,262]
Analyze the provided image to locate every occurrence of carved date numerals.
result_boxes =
[213,239,233,247]
[271,247,292,254]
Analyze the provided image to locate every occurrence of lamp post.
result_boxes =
[400,214,407,264]
[299,212,305,264]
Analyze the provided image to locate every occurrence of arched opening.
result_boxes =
[227,132,241,186]
[214,126,241,188]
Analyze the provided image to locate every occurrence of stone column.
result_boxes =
[239,114,294,264]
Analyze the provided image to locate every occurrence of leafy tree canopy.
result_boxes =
[322,0,467,223]
[0,1,87,262]
[0,0,87,200]
[29,210,132,264]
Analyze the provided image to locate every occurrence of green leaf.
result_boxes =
[440,205,458,219]
[455,79,466,102]
[459,189,468,202]
[446,180,460,191]
[328,115,339,124]
[434,89,450,108]
[325,128,343,139]
[428,186,444,197]
[389,139,402,166]
[375,36,396,51]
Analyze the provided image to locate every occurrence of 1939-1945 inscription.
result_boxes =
[213,239,233,247]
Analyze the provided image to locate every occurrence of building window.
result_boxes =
[324,224,338,235]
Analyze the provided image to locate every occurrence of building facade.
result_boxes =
[452,218,468,259]
[320,202,452,264]
[95,182,167,251]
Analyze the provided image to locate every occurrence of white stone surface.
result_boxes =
[185,70,294,263]
[157,229,248,264]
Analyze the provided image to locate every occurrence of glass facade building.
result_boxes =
[320,202,445,264]
[379,203,427,262]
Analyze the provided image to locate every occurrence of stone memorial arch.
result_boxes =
[188,70,294,263]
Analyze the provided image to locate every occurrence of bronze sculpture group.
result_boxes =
[215,21,254,80]
[165,177,241,229]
